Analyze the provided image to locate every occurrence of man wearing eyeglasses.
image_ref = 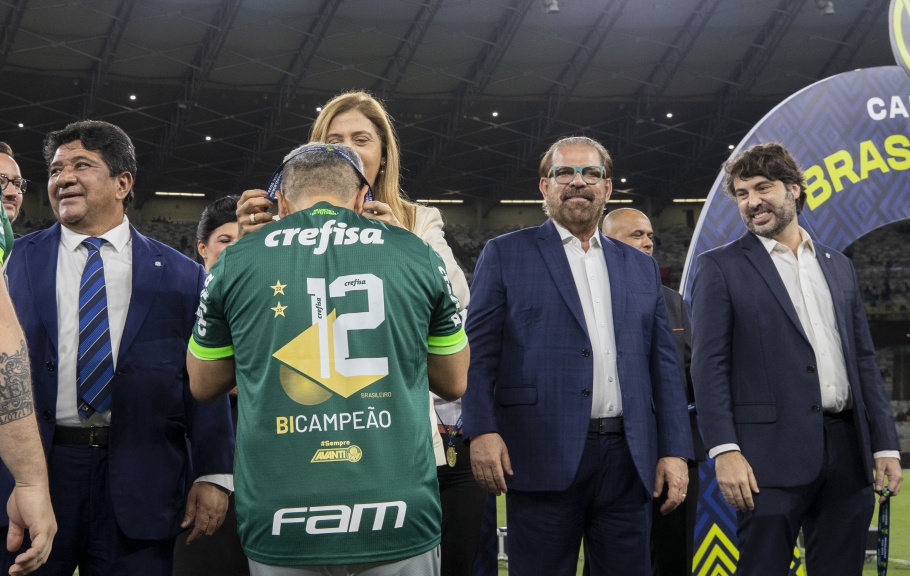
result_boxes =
[0,143,25,278]
[0,143,26,225]
[463,136,693,575]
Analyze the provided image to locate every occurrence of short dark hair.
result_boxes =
[43,120,137,209]
[280,142,365,204]
[196,195,239,244]
[723,142,807,214]
[539,136,613,180]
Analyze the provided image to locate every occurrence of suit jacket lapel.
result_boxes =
[118,227,163,359]
[814,242,850,348]
[537,220,588,335]
[740,232,810,344]
[25,224,61,350]
[601,233,626,338]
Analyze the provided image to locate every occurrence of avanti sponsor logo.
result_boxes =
[310,444,363,463]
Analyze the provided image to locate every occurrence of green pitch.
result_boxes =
[70,479,909,576]
[495,483,910,576]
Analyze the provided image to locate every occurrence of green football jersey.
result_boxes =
[190,202,466,567]
[0,203,12,268]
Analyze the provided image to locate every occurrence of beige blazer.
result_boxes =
[414,205,470,465]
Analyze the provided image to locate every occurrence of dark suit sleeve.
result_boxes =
[184,264,234,477]
[649,265,694,460]
[462,240,506,439]
[681,298,693,395]
[690,253,738,452]
[845,262,900,453]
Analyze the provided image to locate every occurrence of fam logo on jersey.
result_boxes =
[891,0,910,78]
[272,501,407,536]
[273,273,389,406]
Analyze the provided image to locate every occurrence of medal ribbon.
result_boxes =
[878,487,891,576]
[440,414,464,448]
[435,411,464,467]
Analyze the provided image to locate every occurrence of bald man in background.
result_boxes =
[601,208,704,576]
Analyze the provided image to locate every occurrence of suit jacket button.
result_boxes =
[42,410,53,421]
[582,349,590,357]
[582,389,590,397]
[806,365,815,373]
[45,362,56,371]
[811,405,820,413]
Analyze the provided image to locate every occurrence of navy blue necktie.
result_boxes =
[77,237,114,419]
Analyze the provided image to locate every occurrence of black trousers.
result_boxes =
[650,461,699,576]
[438,435,487,576]
[735,414,874,575]
[0,445,175,576]
[173,493,249,576]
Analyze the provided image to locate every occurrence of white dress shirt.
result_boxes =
[758,229,850,411]
[56,216,233,489]
[553,222,621,419]
[56,218,132,427]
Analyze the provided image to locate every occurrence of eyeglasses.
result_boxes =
[548,165,607,185]
[0,174,27,194]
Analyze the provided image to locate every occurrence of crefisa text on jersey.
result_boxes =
[264,220,385,255]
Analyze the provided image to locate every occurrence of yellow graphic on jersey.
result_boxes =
[274,309,385,404]
[277,365,332,405]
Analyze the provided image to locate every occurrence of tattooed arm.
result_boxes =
[0,282,56,575]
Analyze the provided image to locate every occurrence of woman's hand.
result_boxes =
[236,189,276,238]
[361,200,403,228]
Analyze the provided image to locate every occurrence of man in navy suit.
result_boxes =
[602,208,705,576]
[0,204,57,575]
[3,120,234,575]
[691,142,902,575]
[463,136,693,576]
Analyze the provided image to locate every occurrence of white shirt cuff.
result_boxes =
[707,443,741,460]
[873,451,901,461]
[195,474,234,493]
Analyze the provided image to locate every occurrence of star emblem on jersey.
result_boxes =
[272,302,287,317]
[271,280,287,295]
[273,309,387,404]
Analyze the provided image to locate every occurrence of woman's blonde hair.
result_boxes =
[309,90,416,231]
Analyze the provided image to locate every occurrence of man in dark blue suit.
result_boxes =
[0,206,58,575]
[463,136,693,576]
[691,142,902,575]
[602,208,705,576]
[3,120,234,575]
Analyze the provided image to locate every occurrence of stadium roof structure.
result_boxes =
[0,0,896,211]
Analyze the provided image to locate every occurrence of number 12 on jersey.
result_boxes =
[307,274,389,380]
